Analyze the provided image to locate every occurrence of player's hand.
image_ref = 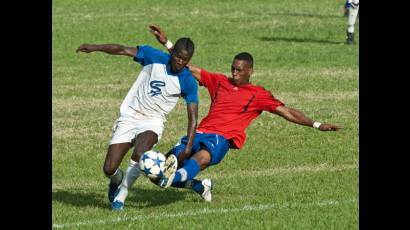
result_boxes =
[76,44,95,53]
[319,124,341,131]
[148,25,168,45]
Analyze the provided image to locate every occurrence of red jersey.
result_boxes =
[197,69,284,149]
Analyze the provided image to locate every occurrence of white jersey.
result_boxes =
[119,45,198,121]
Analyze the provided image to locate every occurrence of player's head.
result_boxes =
[231,52,254,86]
[170,37,195,73]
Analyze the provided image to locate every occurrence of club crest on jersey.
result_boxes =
[148,80,166,97]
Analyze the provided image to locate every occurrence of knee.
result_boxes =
[192,152,211,170]
[197,160,209,170]
[103,164,117,177]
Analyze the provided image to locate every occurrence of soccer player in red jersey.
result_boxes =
[149,25,341,201]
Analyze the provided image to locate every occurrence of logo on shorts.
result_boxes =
[149,80,166,97]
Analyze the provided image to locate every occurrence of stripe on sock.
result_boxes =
[178,168,188,182]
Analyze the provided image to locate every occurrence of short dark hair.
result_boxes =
[234,52,253,68]
[173,37,195,57]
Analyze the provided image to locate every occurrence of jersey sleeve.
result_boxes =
[199,68,225,87]
[255,89,285,113]
[180,73,199,104]
[133,45,169,66]
[199,68,227,99]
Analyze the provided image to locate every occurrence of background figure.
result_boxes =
[345,0,359,45]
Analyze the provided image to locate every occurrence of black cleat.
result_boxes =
[345,32,354,45]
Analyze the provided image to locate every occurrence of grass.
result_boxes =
[52,0,358,229]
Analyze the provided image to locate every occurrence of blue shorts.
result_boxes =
[170,132,230,167]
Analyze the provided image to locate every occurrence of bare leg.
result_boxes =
[171,149,211,185]
[113,131,158,208]
[103,143,133,176]
[191,149,212,170]
[131,130,159,161]
[103,142,133,203]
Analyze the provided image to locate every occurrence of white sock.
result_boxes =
[113,159,140,203]
[347,0,359,33]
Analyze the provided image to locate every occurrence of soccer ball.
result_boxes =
[139,150,166,179]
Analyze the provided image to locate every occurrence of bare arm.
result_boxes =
[76,44,137,57]
[178,103,198,162]
[273,105,341,131]
[149,25,169,49]
[186,64,202,82]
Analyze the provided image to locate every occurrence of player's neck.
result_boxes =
[230,78,251,86]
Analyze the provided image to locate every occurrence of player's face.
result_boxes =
[231,59,253,86]
[170,49,191,73]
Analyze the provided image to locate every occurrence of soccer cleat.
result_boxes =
[345,32,354,45]
[200,178,213,202]
[158,154,178,188]
[111,200,124,211]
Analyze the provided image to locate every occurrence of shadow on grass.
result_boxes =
[264,12,341,19]
[127,187,187,208]
[52,187,187,209]
[259,36,342,45]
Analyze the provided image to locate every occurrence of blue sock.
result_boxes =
[172,159,200,183]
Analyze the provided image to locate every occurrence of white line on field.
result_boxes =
[52,198,357,229]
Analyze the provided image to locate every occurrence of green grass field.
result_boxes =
[52,0,358,229]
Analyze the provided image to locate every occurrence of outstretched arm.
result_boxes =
[76,44,137,57]
[178,103,198,162]
[273,105,341,131]
[149,25,172,52]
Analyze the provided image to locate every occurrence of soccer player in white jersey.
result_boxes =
[76,37,199,211]
[345,0,359,45]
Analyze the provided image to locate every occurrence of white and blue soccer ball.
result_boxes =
[139,150,166,179]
